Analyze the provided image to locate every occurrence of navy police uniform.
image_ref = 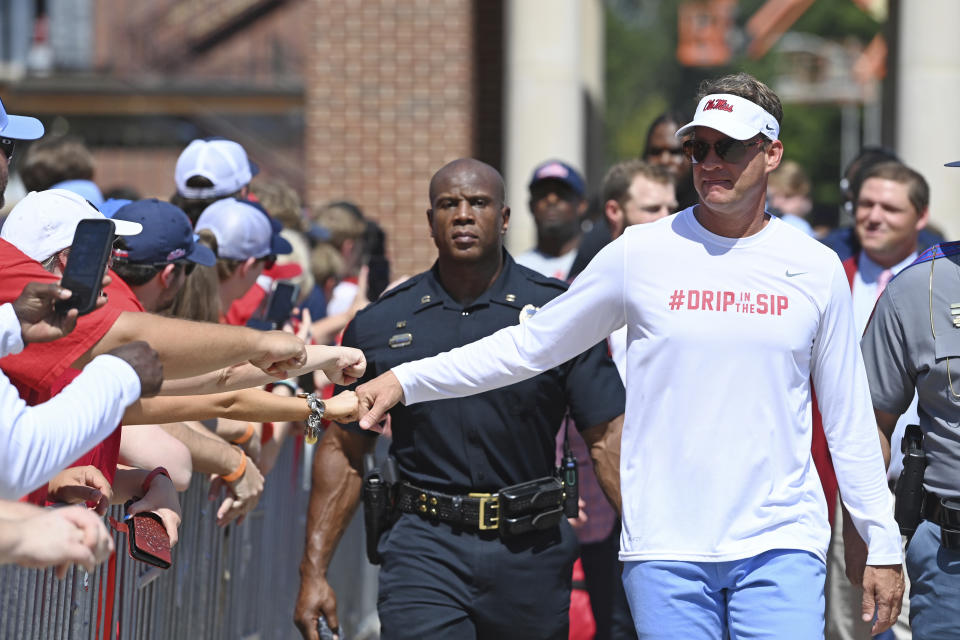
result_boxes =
[338,251,626,640]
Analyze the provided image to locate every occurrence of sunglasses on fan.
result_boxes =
[681,137,765,164]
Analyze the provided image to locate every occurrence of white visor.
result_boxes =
[675,93,780,141]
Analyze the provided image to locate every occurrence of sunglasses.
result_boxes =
[646,146,684,158]
[681,137,765,164]
[0,138,15,162]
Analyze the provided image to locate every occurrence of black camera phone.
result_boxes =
[55,218,115,316]
[265,281,300,328]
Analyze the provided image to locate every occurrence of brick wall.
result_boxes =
[94,0,309,86]
[305,0,477,276]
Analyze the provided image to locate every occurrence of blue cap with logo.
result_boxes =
[111,199,216,267]
[528,160,586,198]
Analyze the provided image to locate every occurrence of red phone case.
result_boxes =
[126,512,172,569]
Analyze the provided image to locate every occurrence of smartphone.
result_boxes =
[264,281,300,329]
[55,218,115,316]
[126,510,172,569]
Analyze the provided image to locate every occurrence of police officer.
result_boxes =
[858,159,960,640]
[293,158,626,640]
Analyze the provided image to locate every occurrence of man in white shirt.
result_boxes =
[351,73,904,639]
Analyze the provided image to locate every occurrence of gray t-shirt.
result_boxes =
[861,253,960,499]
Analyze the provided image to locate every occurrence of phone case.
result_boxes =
[55,218,115,316]
[126,511,172,569]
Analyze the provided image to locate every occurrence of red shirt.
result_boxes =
[0,240,123,392]
[0,240,144,501]
[225,284,266,326]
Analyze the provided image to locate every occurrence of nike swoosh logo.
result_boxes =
[785,269,807,277]
[765,124,775,132]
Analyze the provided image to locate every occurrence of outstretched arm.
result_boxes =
[356,240,628,429]
[158,345,365,395]
[125,388,359,425]
[80,312,307,380]
[294,427,376,639]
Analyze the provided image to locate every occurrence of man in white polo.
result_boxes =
[350,73,904,639]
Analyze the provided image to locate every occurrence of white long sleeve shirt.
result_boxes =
[394,208,902,565]
[0,303,141,499]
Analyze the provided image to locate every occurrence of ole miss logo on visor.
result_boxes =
[703,99,733,113]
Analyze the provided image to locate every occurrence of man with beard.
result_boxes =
[515,160,589,281]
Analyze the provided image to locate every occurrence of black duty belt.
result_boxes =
[923,491,960,550]
[397,483,500,531]
[923,492,960,528]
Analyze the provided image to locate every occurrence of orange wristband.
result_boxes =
[221,448,247,484]
[231,422,255,445]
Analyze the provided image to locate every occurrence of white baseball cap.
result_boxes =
[0,189,142,262]
[175,138,259,199]
[195,197,292,260]
[675,93,780,141]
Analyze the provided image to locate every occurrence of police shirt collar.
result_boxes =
[420,249,517,312]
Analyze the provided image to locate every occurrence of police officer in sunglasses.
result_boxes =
[352,72,904,640]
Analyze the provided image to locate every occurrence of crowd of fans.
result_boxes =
[0,97,372,577]
[0,86,947,640]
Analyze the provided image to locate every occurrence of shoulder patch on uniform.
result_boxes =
[519,304,539,324]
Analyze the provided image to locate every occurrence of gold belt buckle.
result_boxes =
[469,493,499,530]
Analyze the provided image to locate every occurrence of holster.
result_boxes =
[894,424,926,540]
[362,454,397,565]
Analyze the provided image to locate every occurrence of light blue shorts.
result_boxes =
[622,549,826,639]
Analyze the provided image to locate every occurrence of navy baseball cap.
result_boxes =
[528,160,586,198]
[111,199,216,266]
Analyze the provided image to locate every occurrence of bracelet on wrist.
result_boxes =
[298,392,326,445]
[141,466,170,496]
[221,447,247,484]
[231,422,256,445]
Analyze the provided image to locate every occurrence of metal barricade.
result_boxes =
[0,438,380,639]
